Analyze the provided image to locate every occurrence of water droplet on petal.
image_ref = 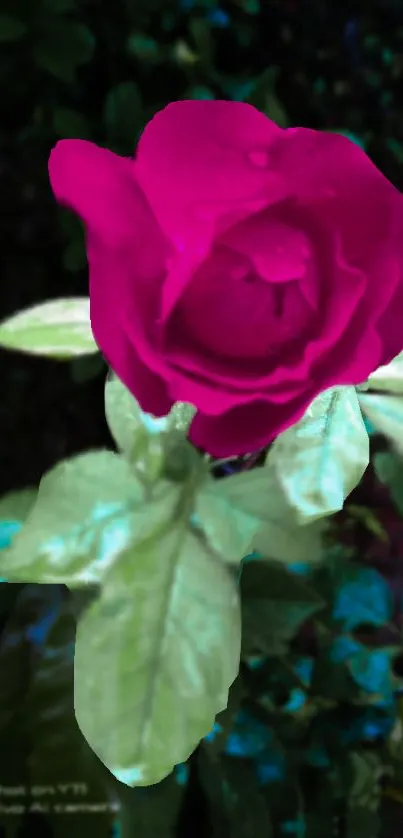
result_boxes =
[248,149,270,168]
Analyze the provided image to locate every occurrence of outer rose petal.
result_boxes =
[49,140,143,247]
[49,138,174,416]
[89,244,173,417]
[134,100,287,248]
[189,393,315,458]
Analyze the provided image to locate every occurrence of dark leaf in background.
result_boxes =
[240,561,324,657]
[33,21,95,82]
[52,108,92,140]
[0,14,26,42]
[103,82,144,152]
[198,746,273,838]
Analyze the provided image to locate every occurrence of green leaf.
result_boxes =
[240,560,324,656]
[105,373,197,483]
[74,527,241,786]
[33,21,95,82]
[0,298,98,358]
[246,68,289,127]
[205,467,326,565]
[52,108,91,139]
[366,351,403,394]
[0,450,181,586]
[358,392,403,455]
[70,354,105,385]
[0,488,36,524]
[194,479,260,562]
[198,748,273,837]
[189,18,214,66]
[374,451,403,514]
[0,14,26,41]
[104,82,144,150]
[268,386,369,523]
[114,774,186,838]
[126,33,159,61]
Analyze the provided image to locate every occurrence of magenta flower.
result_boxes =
[49,100,403,457]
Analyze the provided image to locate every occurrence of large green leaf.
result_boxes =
[74,527,241,786]
[365,351,403,394]
[195,467,326,565]
[357,392,403,455]
[0,451,181,586]
[268,386,369,523]
[0,298,98,358]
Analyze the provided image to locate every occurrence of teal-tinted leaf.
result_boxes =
[74,527,241,786]
[201,467,326,566]
[33,21,95,82]
[186,85,215,99]
[0,451,181,586]
[374,451,403,515]
[104,82,144,150]
[126,33,159,61]
[0,14,26,41]
[53,108,91,139]
[240,560,324,656]
[348,648,396,700]
[332,566,392,631]
[366,351,403,394]
[357,392,403,455]
[0,298,98,358]
[269,386,369,523]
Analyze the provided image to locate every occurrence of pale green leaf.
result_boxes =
[74,527,241,786]
[194,480,260,562]
[268,386,369,523]
[358,392,403,455]
[0,488,36,523]
[200,467,326,565]
[105,373,197,482]
[0,451,181,586]
[366,351,403,394]
[0,298,98,358]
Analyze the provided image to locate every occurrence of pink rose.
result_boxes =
[48,100,403,457]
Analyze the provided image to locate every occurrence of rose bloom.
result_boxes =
[49,100,403,457]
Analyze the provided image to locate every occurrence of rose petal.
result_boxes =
[275,128,403,317]
[48,140,147,247]
[88,242,173,417]
[189,394,313,457]
[134,100,287,249]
